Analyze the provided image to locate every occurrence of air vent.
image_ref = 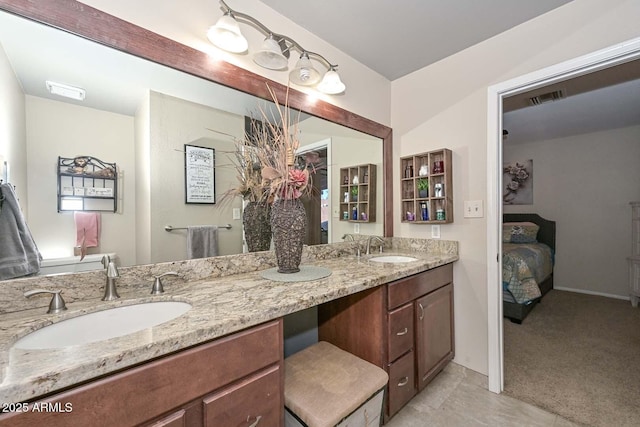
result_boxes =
[528,89,565,106]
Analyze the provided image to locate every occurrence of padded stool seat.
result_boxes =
[284,341,389,427]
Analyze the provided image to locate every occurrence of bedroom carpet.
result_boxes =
[503,290,640,427]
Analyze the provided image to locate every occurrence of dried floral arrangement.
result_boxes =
[222,84,320,205]
[252,85,319,202]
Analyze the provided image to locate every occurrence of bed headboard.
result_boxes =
[503,213,556,251]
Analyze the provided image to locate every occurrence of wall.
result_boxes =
[391,0,640,375]
[504,125,640,298]
[134,92,151,265]
[148,92,243,262]
[0,42,27,208]
[24,96,136,265]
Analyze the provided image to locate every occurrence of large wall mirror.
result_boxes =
[0,1,392,278]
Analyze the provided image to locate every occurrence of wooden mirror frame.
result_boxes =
[0,0,393,236]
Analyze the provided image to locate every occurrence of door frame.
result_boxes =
[486,36,640,393]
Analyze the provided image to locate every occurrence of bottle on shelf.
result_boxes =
[352,206,358,220]
[404,164,413,179]
[421,202,428,221]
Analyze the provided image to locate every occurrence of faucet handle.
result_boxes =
[151,272,179,295]
[24,289,67,314]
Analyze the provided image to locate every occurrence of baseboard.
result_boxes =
[553,286,629,301]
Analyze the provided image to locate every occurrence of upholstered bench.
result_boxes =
[284,341,389,427]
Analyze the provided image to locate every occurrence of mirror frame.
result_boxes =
[0,0,393,237]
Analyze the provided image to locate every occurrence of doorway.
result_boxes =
[486,36,640,393]
[298,139,331,245]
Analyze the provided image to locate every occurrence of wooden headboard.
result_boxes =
[503,213,556,251]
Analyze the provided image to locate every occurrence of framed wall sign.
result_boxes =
[184,144,215,204]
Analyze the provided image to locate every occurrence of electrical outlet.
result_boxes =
[431,225,441,239]
[354,223,360,234]
[464,200,484,218]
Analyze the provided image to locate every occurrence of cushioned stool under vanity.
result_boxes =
[284,341,389,427]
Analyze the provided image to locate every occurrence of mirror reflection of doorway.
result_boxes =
[302,147,328,246]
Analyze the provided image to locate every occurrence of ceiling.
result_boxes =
[259,0,574,80]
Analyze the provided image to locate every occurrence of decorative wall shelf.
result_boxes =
[339,164,377,223]
[400,149,453,224]
[57,156,117,212]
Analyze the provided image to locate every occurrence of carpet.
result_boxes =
[503,290,640,427]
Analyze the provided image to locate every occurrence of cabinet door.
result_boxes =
[203,365,282,427]
[415,283,454,391]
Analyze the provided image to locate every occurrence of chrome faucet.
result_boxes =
[24,289,67,314]
[342,233,355,241]
[366,236,384,255]
[151,272,179,295]
[101,255,120,301]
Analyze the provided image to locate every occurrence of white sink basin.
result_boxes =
[369,255,418,263]
[13,301,192,350]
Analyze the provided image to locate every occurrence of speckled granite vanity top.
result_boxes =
[0,238,457,403]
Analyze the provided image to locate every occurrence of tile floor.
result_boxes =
[385,363,581,427]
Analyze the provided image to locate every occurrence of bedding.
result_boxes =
[502,242,554,304]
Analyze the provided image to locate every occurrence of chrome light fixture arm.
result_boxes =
[218,0,338,71]
[213,0,345,93]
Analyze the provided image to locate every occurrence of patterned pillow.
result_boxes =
[503,222,539,243]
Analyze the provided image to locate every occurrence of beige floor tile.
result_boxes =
[386,363,577,427]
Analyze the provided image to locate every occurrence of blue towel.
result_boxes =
[187,225,219,259]
[0,183,42,280]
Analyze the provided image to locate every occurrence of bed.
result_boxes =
[502,213,556,324]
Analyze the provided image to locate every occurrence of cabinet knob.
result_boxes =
[396,327,409,336]
[397,376,409,387]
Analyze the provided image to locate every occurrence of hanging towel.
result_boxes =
[74,211,101,247]
[187,225,219,259]
[0,183,42,280]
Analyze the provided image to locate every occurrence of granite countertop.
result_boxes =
[0,242,457,403]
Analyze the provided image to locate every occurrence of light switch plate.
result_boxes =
[232,208,241,220]
[431,225,441,238]
[464,200,484,218]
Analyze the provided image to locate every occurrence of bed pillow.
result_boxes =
[503,222,539,243]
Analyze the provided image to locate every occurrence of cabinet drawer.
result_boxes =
[387,263,453,309]
[388,303,414,362]
[387,350,416,417]
[203,365,282,427]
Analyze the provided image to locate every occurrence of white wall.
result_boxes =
[504,125,640,298]
[24,96,136,265]
[0,42,27,208]
[148,92,243,262]
[392,0,640,375]
[134,92,151,265]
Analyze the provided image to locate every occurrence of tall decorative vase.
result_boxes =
[242,201,272,252]
[270,198,307,273]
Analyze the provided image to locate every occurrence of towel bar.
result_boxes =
[164,224,232,232]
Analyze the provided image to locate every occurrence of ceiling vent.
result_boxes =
[528,89,565,106]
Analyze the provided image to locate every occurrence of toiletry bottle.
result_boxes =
[344,191,349,203]
[352,206,358,220]
[421,202,428,221]
[436,208,445,221]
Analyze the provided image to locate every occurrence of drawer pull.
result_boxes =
[418,303,425,320]
[397,376,409,387]
[396,327,409,336]
[248,415,262,427]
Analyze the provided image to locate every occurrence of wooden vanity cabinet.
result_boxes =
[318,263,454,421]
[0,320,284,427]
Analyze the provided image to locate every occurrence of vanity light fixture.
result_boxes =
[208,0,346,94]
[46,80,86,101]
